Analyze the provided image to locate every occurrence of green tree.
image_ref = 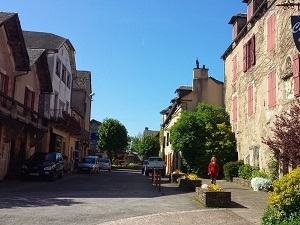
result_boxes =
[170,103,236,174]
[98,118,128,160]
[139,134,160,158]
[131,136,141,154]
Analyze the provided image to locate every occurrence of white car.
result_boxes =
[100,158,111,171]
[78,156,100,173]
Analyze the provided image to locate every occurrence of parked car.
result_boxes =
[100,158,111,171]
[144,157,166,176]
[21,152,64,181]
[77,156,100,173]
[141,160,148,174]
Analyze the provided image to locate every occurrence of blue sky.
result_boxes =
[2,1,246,137]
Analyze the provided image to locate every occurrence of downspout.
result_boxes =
[12,70,30,99]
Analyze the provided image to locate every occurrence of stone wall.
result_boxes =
[196,187,231,208]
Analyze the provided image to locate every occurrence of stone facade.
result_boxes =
[222,0,299,173]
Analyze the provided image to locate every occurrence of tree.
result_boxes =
[170,103,236,174]
[262,99,300,170]
[130,136,141,154]
[98,118,128,160]
[139,134,160,158]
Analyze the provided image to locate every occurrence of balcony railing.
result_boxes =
[0,91,49,129]
[49,109,81,133]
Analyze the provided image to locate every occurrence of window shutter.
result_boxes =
[31,91,35,110]
[267,16,271,52]
[243,44,247,72]
[248,85,253,116]
[232,96,237,122]
[251,35,255,65]
[2,75,9,107]
[293,54,300,96]
[247,1,253,21]
[233,22,237,40]
[268,71,276,107]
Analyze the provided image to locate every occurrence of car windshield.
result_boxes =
[29,153,47,162]
[83,158,95,163]
[100,159,109,163]
[149,158,162,161]
[45,153,56,162]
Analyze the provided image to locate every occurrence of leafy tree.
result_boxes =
[170,103,236,174]
[131,136,141,154]
[98,118,128,160]
[262,99,300,170]
[139,134,160,158]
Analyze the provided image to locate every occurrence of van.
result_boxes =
[78,156,100,173]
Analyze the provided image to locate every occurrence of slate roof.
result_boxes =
[23,31,75,52]
[0,12,15,24]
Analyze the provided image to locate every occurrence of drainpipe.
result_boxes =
[12,70,30,99]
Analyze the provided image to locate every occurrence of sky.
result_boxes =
[2,1,246,137]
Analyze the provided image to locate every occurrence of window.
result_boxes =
[247,84,254,116]
[268,70,276,108]
[293,53,300,96]
[62,65,66,83]
[24,87,35,115]
[55,59,61,77]
[247,0,253,21]
[232,55,237,82]
[267,14,276,52]
[166,133,169,146]
[232,96,237,123]
[243,35,255,72]
[67,72,71,88]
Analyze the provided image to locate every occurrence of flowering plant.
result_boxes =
[186,173,198,180]
[201,184,222,192]
[172,169,184,174]
[250,177,272,191]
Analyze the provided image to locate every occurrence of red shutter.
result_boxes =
[251,35,255,65]
[267,16,271,52]
[267,14,275,52]
[243,44,247,72]
[233,22,237,40]
[2,75,9,107]
[247,1,253,21]
[31,91,35,110]
[272,15,276,49]
[293,54,300,96]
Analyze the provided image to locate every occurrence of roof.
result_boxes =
[90,119,101,126]
[143,129,159,137]
[23,30,75,52]
[175,85,192,93]
[27,49,53,93]
[228,13,247,24]
[0,12,30,71]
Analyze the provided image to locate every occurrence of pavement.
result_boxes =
[99,177,269,225]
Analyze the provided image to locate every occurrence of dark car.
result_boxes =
[21,152,64,181]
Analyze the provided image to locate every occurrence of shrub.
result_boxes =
[251,170,269,180]
[261,167,300,224]
[223,160,244,181]
[268,167,300,219]
[251,177,272,191]
[238,164,253,180]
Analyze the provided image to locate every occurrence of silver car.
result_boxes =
[100,158,111,171]
[78,156,100,173]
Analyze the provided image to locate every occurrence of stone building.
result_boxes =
[160,60,224,174]
[221,0,299,173]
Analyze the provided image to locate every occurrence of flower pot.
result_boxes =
[196,187,231,208]
[178,178,202,191]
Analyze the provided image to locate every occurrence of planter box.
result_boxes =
[232,177,251,188]
[171,173,186,183]
[178,179,202,191]
[196,187,231,208]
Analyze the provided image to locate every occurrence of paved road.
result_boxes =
[0,169,267,225]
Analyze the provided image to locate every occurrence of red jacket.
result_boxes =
[208,162,219,177]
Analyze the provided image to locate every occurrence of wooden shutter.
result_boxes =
[243,44,247,72]
[293,54,300,96]
[31,91,35,110]
[248,85,253,116]
[2,75,9,107]
[233,22,237,40]
[247,1,253,21]
[267,14,275,52]
[250,35,255,65]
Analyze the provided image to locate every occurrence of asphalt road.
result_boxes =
[0,169,254,225]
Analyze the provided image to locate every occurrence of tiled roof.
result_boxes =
[23,31,73,51]
[27,49,44,66]
[0,12,15,24]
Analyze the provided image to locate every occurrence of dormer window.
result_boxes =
[229,14,247,41]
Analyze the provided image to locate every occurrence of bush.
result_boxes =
[238,164,253,180]
[251,177,272,191]
[223,160,244,181]
[261,167,300,224]
[251,170,269,180]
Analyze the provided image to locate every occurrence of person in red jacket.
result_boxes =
[208,156,219,185]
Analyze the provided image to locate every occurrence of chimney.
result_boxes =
[145,127,149,131]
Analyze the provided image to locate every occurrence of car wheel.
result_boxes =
[58,170,63,179]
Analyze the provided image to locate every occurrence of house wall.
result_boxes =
[223,1,297,171]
